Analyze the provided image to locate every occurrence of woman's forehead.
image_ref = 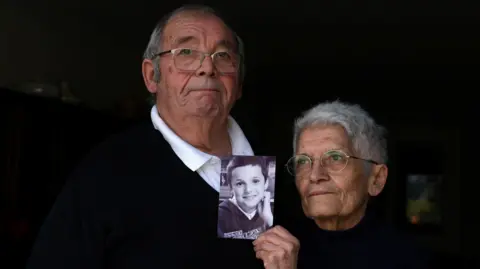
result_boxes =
[298,125,350,154]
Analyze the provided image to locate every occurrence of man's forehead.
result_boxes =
[163,12,235,47]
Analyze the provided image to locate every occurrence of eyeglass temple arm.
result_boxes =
[350,156,379,165]
[153,50,172,59]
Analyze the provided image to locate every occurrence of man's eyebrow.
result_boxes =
[216,39,236,51]
[171,36,237,52]
[172,35,197,47]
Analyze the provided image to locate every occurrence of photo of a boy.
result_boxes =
[217,156,275,240]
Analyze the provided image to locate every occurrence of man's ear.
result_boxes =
[264,178,269,190]
[368,164,388,197]
[236,85,242,100]
[142,59,158,94]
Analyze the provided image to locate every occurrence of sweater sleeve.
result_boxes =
[26,160,107,269]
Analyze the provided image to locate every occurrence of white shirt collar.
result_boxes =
[150,105,254,171]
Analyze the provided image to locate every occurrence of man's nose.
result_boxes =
[309,161,329,182]
[195,55,216,77]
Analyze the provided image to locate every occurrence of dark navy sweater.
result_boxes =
[26,122,272,269]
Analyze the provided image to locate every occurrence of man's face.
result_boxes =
[155,12,241,118]
[230,165,267,213]
[295,125,372,220]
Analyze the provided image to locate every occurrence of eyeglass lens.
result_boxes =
[287,151,349,176]
[173,49,237,72]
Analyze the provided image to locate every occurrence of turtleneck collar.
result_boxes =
[302,210,379,243]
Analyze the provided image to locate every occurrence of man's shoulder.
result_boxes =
[86,121,162,159]
[71,121,171,178]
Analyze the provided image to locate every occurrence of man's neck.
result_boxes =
[157,106,232,156]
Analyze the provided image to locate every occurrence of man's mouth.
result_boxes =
[194,88,219,92]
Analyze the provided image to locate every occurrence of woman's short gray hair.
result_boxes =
[293,100,388,164]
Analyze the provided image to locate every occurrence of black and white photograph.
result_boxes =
[217,156,276,240]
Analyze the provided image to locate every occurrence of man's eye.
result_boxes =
[178,49,193,55]
[215,52,231,59]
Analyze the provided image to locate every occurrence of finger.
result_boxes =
[256,231,286,247]
[254,241,279,252]
[255,249,273,265]
[255,250,278,269]
[253,229,277,245]
[270,225,299,244]
[264,191,271,201]
[258,230,299,254]
[255,249,267,260]
[256,226,292,245]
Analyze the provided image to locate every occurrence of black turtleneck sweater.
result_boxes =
[297,213,431,269]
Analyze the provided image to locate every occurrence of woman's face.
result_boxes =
[295,125,373,222]
[230,165,267,213]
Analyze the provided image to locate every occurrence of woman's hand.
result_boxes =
[253,225,300,269]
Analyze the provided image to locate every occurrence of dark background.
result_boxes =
[1,0,479,268]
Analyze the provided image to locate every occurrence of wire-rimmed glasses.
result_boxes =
[285,150,379,177]
[155,48,239,73]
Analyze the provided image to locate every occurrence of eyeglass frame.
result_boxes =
[153,48,240,73]
[285,150,379,177]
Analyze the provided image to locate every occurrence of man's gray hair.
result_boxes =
[293,100,388,164]
[143,4,246,83]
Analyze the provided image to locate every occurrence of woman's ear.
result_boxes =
[368,164,388,197]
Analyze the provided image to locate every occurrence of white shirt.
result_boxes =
[150,105,254,192]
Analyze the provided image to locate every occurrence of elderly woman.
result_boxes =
[254,101,429,269]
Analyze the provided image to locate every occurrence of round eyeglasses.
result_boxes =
[285,150,379,177]
[155,48,239,73]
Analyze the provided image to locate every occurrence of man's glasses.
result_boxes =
[154,48,239,73]
[285,150,379,177]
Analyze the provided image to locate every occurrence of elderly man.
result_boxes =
[254,101,430,269]
[27,5,270,269]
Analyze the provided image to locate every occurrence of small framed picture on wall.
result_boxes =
[395,140,445,234]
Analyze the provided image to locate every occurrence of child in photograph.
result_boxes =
[217,156,274,240]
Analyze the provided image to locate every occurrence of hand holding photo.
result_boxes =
[217,156,276,240]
